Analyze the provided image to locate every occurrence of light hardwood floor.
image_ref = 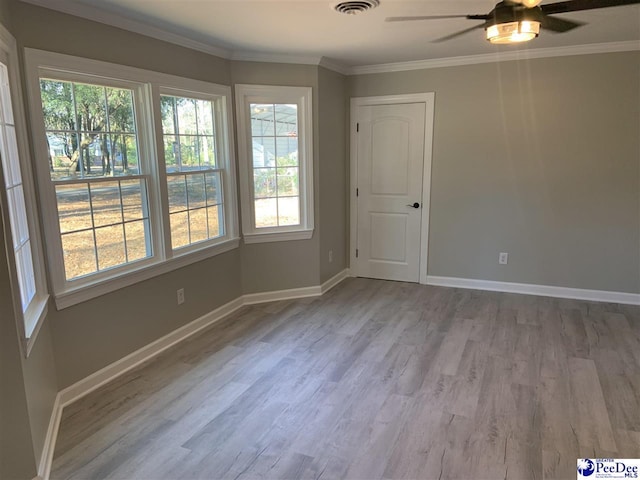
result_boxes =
[51,278,640,480]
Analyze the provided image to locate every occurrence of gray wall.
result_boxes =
[318,66,348,283]
[230,61,322,293]
[350,52,640,294]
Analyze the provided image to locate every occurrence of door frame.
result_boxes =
[350,93,435,285]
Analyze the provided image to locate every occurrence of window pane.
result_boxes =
[90,181,123,227]
[176,98,197,134]
[199,135,215,168]
[6,186,28,248]
[277,167,299,196]
[62,229,97,279]
[170,211,189,249]
[118,134,139,174]
[255,198,277,228]
[125,220,149,262]
[189,207,207,244]
[253,168,276,198]
[164,136,178,172]
[95,224,126,270]
[278,196,300,226]
[160,96,176,134]
[15,243,36,309]
[107,87,135,133]
[205,172,221,206]
[108,134,139,175]
[251,104,274,136]
[186,173,206,209]
[275,104,297,136]
[196,99,214,135]
[178,135,199,169]
[47,132,79,181]
[75,83,107,133]
[207,205,221,238]
[276,137,298,167]
[2,126,21,187]
[120,179,145,221]
[0,64,14,125]
[39,79,72,131]
[252,137,275,168]
[86,134,116,176]
[55,183,92,233]
[167,175,187,212]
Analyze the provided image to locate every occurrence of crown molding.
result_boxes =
[348,40,640,75]
[19,0,231,59]
[318,57,351,75]
[229,51,350,75]
[230,51,323,66]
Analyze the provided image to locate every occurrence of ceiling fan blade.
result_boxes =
[541,0,640,15]
[539,14,585,32]
[432,23,486,42]
[385,14,487,22]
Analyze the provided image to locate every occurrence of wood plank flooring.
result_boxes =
[51,278,640,480]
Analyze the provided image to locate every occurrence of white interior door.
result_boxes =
[354,102,427,282]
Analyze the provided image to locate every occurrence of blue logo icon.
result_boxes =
[578,459,595,477]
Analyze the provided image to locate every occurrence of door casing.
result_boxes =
[350,93,435,285]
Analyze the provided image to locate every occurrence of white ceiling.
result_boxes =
[24,0,640,69]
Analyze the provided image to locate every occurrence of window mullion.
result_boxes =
[149,84,173,260]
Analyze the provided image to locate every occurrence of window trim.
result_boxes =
[24,49,239,309]
[0,30,49,356]
[235,84,314,243]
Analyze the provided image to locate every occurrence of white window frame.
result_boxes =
[24,49,239,309]
[0,29,49,356]
[235,84,314,243]
[157,86,237,255]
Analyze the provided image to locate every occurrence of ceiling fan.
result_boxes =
[386,0,640,44]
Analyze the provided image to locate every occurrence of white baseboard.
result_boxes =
[426,275,640,305]
[38,393,62,480]
[242,269,350,304]
[321,269,350,293]
[38,269,350,479]
[243,285,321,305]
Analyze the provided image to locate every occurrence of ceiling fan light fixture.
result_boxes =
[486,20,540,44]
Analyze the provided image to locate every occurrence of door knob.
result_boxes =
[407,202,420,209]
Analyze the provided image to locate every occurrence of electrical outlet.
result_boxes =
[177,288,185,305]
[328,250,333,263]
[499,252,508,265]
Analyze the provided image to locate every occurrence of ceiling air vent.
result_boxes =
[333,0,380,15]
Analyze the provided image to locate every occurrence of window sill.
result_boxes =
[54,237,240,310]
[23,294,50,357]
[243,229,314,244]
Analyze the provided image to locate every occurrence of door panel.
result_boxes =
[371,119,410,195]
[355,102,426,282]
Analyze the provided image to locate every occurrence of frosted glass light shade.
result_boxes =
[486,20,540,44]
